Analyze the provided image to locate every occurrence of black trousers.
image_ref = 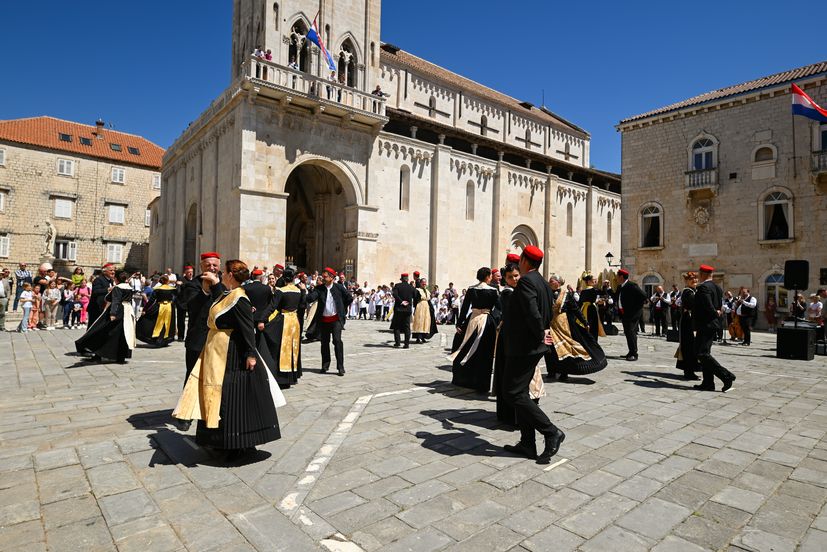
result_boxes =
[185,347,200,387]
[741,316,753,345]
[671,309,680,331]
[505,353,559,445]
[176,306,187,340]
[653,309,666,336]
[695,328,734,387]
[320,320,344,371]
[639,316,646,332]
[393,312,412,346]
[622,315,641,355]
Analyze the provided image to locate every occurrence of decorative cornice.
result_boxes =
[557,184,587,202]
[597,196,621,210]
[449,157,495,179]
[377,138,432,162]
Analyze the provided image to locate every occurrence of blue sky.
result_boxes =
[1,1,822,173]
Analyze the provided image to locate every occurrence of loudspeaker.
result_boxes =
[784,260,809,290]
[603,323,619,336]
[666,329,680,343]
[777,326,816,360]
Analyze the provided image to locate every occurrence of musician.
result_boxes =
[791,293,807,320]
[649,286,669,337]
[735,288,757,346]
[722,291,738,342]
[668,284,681,331]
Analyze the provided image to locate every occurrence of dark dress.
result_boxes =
[547,289,608,375]
[266,284,305,387]
[676,287,700,377]
[136,285,177,347]
[450,284,500,392]
[578,287,602,341]
[174,288,281,450]
[494,286,517,426]
[75,283,135,362]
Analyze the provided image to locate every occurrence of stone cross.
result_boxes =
[556,142,579,161]
[414,99,450,119]
[468,118,499,135]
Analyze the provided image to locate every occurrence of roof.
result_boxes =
[620,60,827,125]
[380,44,588,138]
[0,116,164,169]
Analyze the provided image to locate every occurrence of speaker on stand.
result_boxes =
[777,260,815,361]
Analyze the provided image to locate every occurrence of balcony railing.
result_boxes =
[684,168,718,195]
[245,57,386,118]
[813,151,827,173]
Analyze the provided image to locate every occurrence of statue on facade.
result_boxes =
[43,221,56,256]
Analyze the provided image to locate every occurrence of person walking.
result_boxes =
[306,267,353,376]
[617,269,647,361]
[693,264,735,392]
[501,246,566,465]
[390,273,415,348]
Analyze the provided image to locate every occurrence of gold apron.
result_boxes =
[580,299,606,337]
[279,311,300,372]
[152,302,173,338]
[549,290,592,362]
[411,288,432,333]
[173,288,246,428]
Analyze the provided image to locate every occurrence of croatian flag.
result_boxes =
[791,83,827,122]
[307,16,337,72]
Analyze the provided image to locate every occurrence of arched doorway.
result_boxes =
[284,162,355,273]
[183,203,198,268]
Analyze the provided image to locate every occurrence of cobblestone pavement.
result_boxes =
[1,321,826,552]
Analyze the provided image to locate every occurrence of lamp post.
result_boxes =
[605,251,622,268]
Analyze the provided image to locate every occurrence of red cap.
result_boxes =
[323,267,337,276]
[506,253,520,264]
[200,252,220,260]
[618,269,630,277]
[183,265,193,270]
[413,271,420,276]
[274,264,284,270]
[522,245,543,262]
[297,272,305,278]
[102,263,115,268]
[251,269,263,276]
[699,264,715,273]
[401,273,409,278]
[491,268,499,274]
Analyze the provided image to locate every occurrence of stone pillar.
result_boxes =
[429,140,450,283]
[410,126,417,140]
[491,151,504,268]
[585,177,594,272]
[543,168,553,279]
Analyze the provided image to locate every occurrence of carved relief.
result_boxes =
[693,206,710,226]
[556,184,587,203]
[449,157,495,179]
[377,138,433,163]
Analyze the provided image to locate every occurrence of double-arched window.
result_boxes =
[692,138,715,170]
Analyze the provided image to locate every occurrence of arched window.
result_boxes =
[399,165,410,211]
[642,274,663,299]
[762,191,792,240]
[640,203,662,248]
[338,39,357,87]
[692,138,715,170]
[289,20,310,72]
[370,42,376,67]
[566,202,573,237]
[766,273,789,311]
[754,146,774,162]
[428,96,437,118]
[607,211,612,242]
[466,181,475,221]
[273,3,279,31]
[480,115,488,137]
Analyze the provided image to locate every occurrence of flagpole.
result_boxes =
[791,109,797,179]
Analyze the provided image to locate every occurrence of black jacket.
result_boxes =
[178,274,225,351]
[503,270,553,357]
[618,280,647,321]
[392,281,417,313]
[693,279,723,331]
[306,282,353,328]
[88,275,113,323]
[243,281,275,324]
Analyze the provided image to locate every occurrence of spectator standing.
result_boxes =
[0,267,10,331]
[76,279,91,325]
[764,296,778,333]
[13,262,32,311]
[17,283,34,332]
[61,282,75,328]
[43,280,61,330]
[71,267,85,286]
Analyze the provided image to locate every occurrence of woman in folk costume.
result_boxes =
[450,267,500,393]
[577,272,606,342]
[135,275,177,347]
[173,260,284,462]
[546,273,608,376]
[493,259,546,426]
[303,274,321,342]
[412,277,438,343]
[75,270,136,364]
[675,271,701,380]
[266,266,305,387]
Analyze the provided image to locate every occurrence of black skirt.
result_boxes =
[451,314,497,393]
[492,329,516,426]
[552,317,608,375]
[75,312,132,361]
[135,301,176,347]
[263,314,302,388]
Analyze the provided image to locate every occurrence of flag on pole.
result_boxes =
[307,14,337,72]
[791,83,827,122]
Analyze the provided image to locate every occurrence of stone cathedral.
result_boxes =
[149,0,622,286]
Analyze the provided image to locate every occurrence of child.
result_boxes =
[44,280,61,330]
[70,299,82,328]
[18,283,33,332]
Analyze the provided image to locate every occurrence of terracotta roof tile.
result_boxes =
[620,60,827,124]
[380,44,588,138]
[0,116,164,169]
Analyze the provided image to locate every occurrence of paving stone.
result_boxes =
[174,510,247,550]
[500,505,560,537]
[579,524,655,552]
[568,470,623,496]
[99,488,159,526]
[395,494,465,529]
[558,492,638,539]
[206,482,269,515]
[650,535,710,552]
[388,479,454,507]
[114,524,182,552]
[328,497,400,534]
[41,493,100,529]
[0,499,40,527]
[398,460,457,484]
[616,497,692,540]
[382,526,455,552]
[611,475,663,502]
[309,490,368,517]
[36,464,91,504]
[732,528,797,552]
[0,519,44,549]
[536,487,593,516]
[443,523,523,551]
[352,516,416,551]
[78,441,124,468]
[438,461,498,487]
[521,524,584,552]
[367,456,421,478]
[87,461,141,497]
[33,447,79,471]
[434,499,511,541]
[45,516,114,551]
[800,529,827,552]
[710,486,768,514]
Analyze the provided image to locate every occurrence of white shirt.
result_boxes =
[322,284,336,317]
[0,277,7,298]
[617,281,627,310]
[736,295,757,316]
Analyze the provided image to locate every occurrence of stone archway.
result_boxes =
[284,162,358,273]
[183,203,198,268]
[510,224,539,253]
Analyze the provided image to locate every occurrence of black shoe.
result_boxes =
[558,373,569,382]
[394,343,400,348]
[403,344,409,349]
[503,441,537,460]
[693,384,715,391]
[721,375,735,393]
[625,354,638,362]
[320,367,329,374]
[537,430,566,464]
[337,369,345,376]
[683,373,700,381]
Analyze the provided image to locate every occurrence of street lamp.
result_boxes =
[605,251,622,268]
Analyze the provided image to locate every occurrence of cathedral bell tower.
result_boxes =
[231,0,381,93]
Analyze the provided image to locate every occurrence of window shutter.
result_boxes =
[68,241,78,262]
[0,235,9,258]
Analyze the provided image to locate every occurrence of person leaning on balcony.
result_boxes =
[288,56,299,70]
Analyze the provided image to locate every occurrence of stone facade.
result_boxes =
[151,0,621,286]
[0,123,162,275]
[618,64,827,327]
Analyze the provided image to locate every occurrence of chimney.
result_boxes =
[94,119,105,139]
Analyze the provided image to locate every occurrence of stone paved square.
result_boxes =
[1,323,826,551]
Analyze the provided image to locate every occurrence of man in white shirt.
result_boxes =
[165,268,178,284]
[735,287,758,346]
[0,267,10,331]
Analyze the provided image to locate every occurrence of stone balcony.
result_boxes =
[813,151,827,186]
[684,168,718,198]
[243,57,388,129]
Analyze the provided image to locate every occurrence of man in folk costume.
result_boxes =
[176,252,225,429]
[502,246,566,464]
[693,264,736,392]
[616,268,647,361]
[273,264,286,287]
[176,265,195,341]
[577,272,605,342]
[390,273,416,348]
[306,267,353,376]
[243,268,277,372]
[88,263,115,325]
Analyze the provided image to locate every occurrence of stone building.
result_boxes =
[151,0,621,286]
[0,117,163,274]
[618,61,827,327]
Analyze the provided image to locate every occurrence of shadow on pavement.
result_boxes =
[622,370,688,381]
[415,409,514,458]
[415,379,492,401]
[624,378,692,390]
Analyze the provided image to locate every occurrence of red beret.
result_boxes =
[401,273,409,278]
[491,268,500,274]
[251,269,263,276]
[618,269,630,277]
[413,271,420,276]
[183,265,193,270]
[102,263,115,268]
[323,267,337,276]
[297,272,305,277]
[522,245,543,262]
[506,253,520,264]
[200,252,220,260]
[699,264,715,273]
[274,264,284,270]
